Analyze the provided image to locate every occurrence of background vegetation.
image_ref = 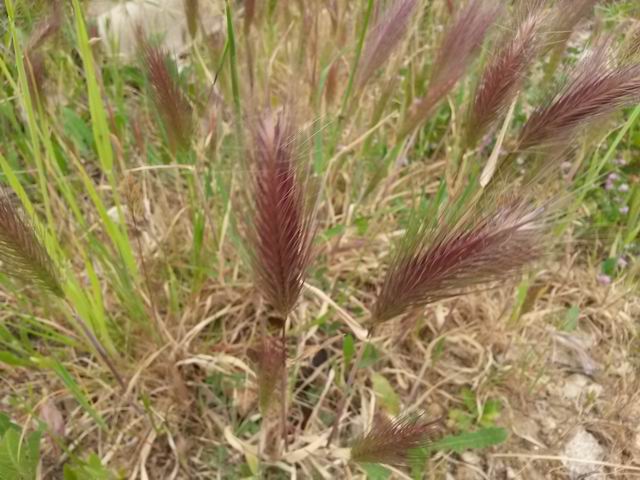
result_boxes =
[0,0,639,478]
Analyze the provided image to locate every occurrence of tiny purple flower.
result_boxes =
[618,256,628,269]
[620,205,629,215]
[596,273,612,285]
[608,173,620,181]
[605,180,615,191]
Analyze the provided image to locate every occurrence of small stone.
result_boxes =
[562,427,604,479]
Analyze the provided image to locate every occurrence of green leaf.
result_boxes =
[430,427,508,453]
[561,305,580,332]
[343,334,355,368]
[371,373,400,415]
[61,108,93,155]
[448,409,473,430]
[509,277,531,324]
[0,425,42,480]
[479,399,502,427]
[63,453,118,480]
[362,463,391,480]
[354,216,369,235]
[601,257,617,276]
[0,414,17,436]
[358,343,380,369]
[0,352,32,368]
[71,0,114,174]
[460,387,477,414]
[321,224,346,241]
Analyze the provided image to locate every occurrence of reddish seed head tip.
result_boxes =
[465,12,542,148]
[400,0,500,136]
[247,110,316,318]
[518,45,640,152]
[138,35,193,153]
[357,0,418,88]
[372,193,548,325]
[350,412,439,466]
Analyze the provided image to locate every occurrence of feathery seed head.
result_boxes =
[517,45,640,152]
[465,11,542,148]
[356,0,418,88]
[350,412,439,466]
[247,110,316,318]
[0,194,63,297]
[138,34,193,153]
[399,0,500,136]
[371,192,548,325]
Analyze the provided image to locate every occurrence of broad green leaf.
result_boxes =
[0,426,41,480]
[63,454,117,480]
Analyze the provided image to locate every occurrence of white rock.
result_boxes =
[562,427,604,479]
[90,0,224,60]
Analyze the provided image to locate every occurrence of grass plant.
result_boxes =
[0,0,639,478]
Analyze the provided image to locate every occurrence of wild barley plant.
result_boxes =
[350,412,440,466]
[138,33,193,154]
[244,109,316,455]
[517,44,640,153]
[0,194,124,388]
[356,0,418,89]
[3,0,640,476]
[328,186,555,446]
[399,0,500,137]
[463,7,543,150]
[323,0,640,465]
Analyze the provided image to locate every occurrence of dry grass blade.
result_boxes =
[0,194,63,297]
[517,53,640,151]
[248,110,315,318]
[138,33,193,153]
[356,0,418,88]
[399,0,500,136]
[247,335,286,413]
[465,12,542,148]
[350,412,439,466]
[372,192,549,324]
